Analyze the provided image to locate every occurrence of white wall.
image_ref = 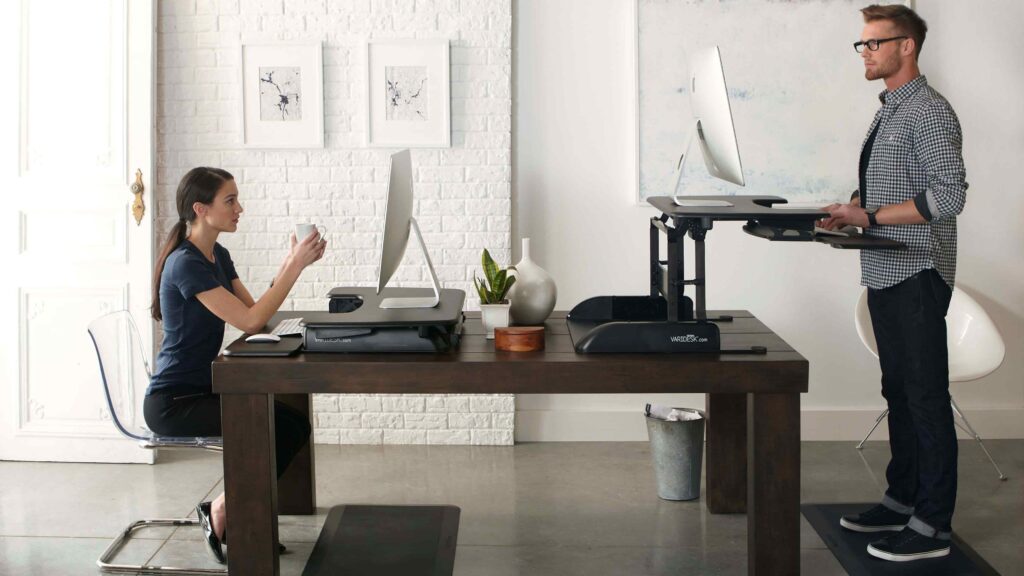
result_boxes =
[513,0,1024,440]
[157,0,514,445]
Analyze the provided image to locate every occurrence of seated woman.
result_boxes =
[143,167,326,563]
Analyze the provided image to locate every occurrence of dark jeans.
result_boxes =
[867,268,956,537]
[143,390,312,479]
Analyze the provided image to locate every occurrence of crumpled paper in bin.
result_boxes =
[645,403,702,421]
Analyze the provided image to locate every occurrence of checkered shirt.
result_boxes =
[858,75,968,289]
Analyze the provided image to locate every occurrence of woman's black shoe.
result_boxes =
[196,501,226,564]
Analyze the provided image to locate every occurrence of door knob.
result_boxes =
[130,169,145,226]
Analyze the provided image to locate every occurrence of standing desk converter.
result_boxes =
[212,309,808,576]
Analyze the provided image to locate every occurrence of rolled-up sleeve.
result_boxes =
[913,99,968,220]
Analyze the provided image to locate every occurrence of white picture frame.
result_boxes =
[365,39,451,148]
[240,41,324,149]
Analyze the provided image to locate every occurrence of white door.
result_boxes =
[0,0,155,463]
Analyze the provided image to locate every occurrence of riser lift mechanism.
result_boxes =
[567,196,904,354]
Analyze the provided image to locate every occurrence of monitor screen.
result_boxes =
[376,149,413,294]
[689,46,744,187]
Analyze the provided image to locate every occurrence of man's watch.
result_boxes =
[865,206,879,227]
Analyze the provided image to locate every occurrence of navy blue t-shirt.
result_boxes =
[148,240,238,395]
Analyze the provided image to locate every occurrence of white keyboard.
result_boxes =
[270,317,304,336]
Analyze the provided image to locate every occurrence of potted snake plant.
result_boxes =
[474,249,516,339]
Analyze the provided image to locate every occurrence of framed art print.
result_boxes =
[240,42,323,148]
[366,39,451,148]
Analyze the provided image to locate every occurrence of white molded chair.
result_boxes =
[853,287,1007,480]
[87,311,226,574]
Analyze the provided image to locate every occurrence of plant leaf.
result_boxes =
[473,275,488,304]
[494,269,507,294]
[482,249,499,288]
[499,275,516,301]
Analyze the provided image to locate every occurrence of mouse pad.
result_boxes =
[223,336,302,357]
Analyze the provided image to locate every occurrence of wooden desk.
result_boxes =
[212,310,807,576]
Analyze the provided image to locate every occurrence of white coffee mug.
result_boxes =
[295,223,327,243]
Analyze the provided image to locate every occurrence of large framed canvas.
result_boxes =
[634,0,912,204]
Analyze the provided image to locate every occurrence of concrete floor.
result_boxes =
[0,440,1020,575]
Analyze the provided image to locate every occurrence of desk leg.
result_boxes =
[747,393,800,576]
[222,394,280,576]
[275,393,317,515]
[706,393,747,514]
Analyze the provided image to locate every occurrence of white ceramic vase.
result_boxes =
[508,238,557,326]
[480,302,511,339]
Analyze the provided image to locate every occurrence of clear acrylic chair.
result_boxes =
[87,310,226,574]
[853,287,1007,480]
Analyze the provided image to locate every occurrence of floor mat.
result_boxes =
[302,505,460,576]
[802,503,1000,576]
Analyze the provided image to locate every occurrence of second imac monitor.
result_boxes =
[376,149,443,309]
[672,45,745,204]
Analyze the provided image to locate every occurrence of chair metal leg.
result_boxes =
[97,518,227,575]
[856,408,889,450]
[950,397,1008,481]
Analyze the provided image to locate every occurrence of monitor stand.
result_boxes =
[668,120,735,208]
[379,218,442,309]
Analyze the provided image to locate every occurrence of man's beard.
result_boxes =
[865,53,900,81]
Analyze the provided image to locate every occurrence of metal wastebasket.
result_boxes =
[645,408,705,501]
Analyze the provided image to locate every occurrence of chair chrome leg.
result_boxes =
[856,408,889,450]
[97,518,227,575]
[951,397,1008,481]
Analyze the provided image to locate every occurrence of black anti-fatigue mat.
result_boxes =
[802,503,1000,576]
[302,505,460,576]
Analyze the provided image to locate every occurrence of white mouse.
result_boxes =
[245,333,281,344]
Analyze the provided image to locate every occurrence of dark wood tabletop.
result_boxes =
[213,310,808,395]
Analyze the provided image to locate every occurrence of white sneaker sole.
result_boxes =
[867,543,950,562]
[839,517,906,533]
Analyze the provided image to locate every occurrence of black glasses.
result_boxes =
[853,36,907,53]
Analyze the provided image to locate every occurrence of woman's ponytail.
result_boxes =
[151,220,188,321]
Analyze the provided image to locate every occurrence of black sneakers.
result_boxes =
[868,527,951,562]
[839,504,910,533]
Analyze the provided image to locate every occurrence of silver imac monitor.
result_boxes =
[375,149,442,309]
[672,45,745,204]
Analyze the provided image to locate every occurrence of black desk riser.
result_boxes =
[567,195,907,354]
[225,288,467,356]
[304,287,465,353]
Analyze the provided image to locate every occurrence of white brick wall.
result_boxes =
[156,0,513,445]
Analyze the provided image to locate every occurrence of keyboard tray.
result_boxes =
[742,223,906,250]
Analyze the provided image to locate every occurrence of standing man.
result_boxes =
[820,4,968,562]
